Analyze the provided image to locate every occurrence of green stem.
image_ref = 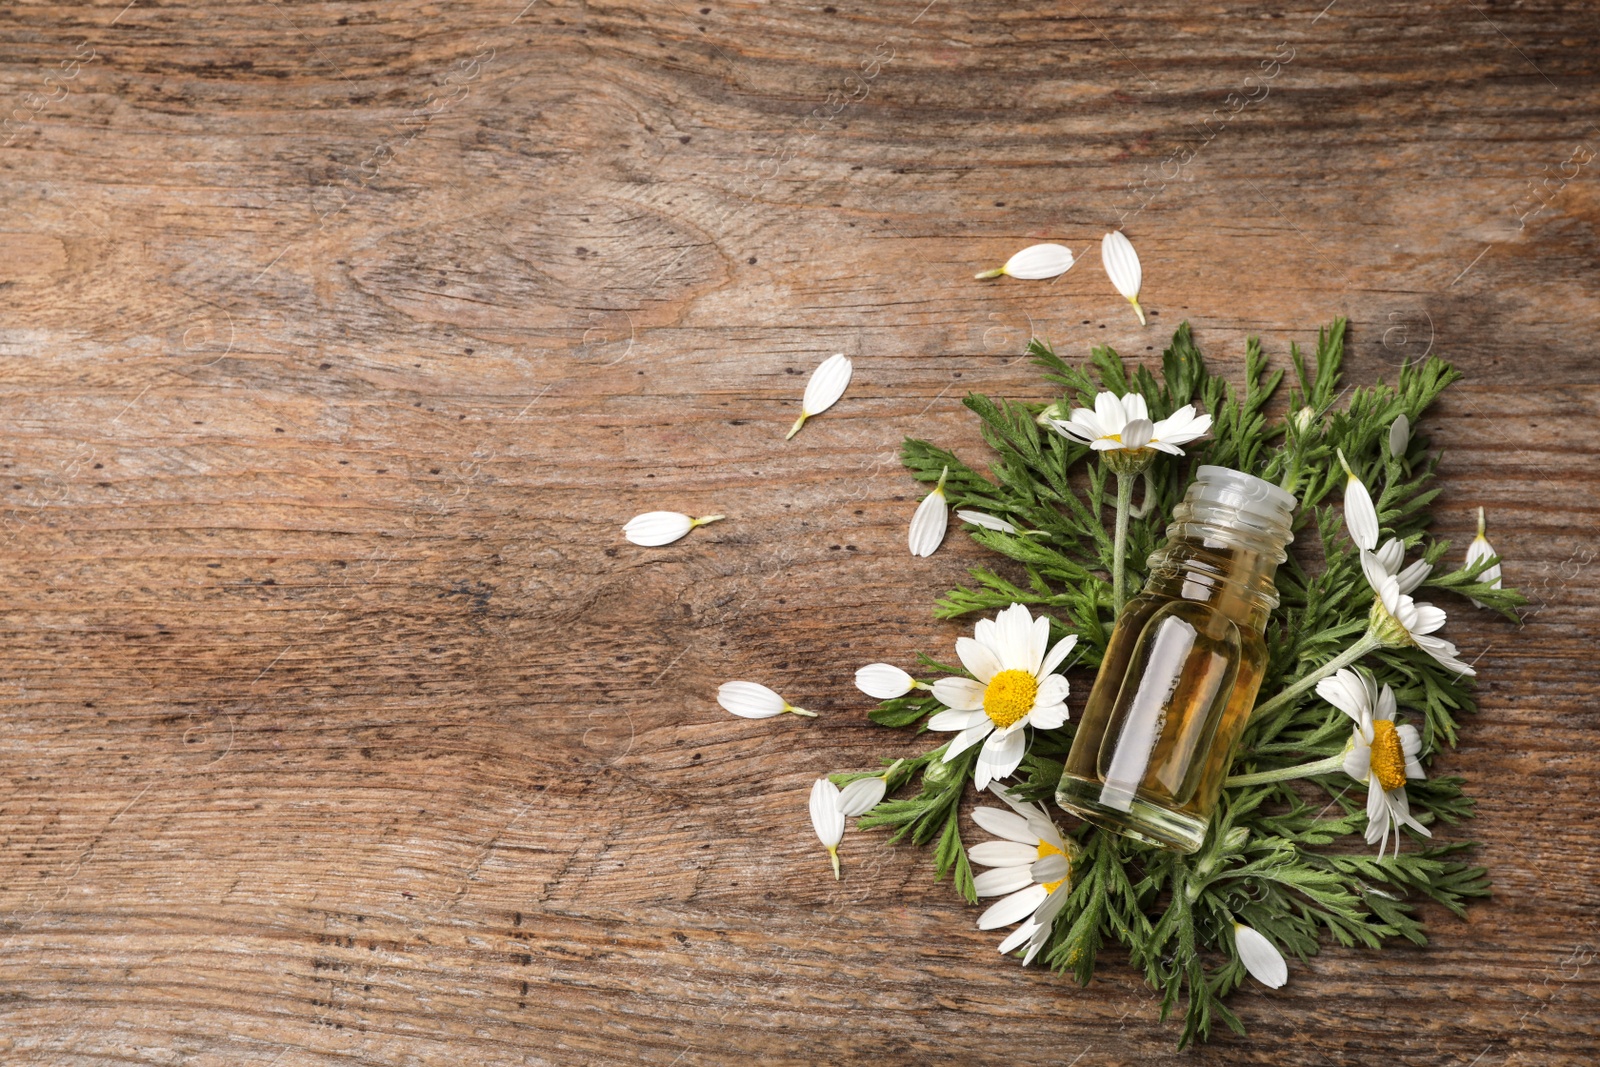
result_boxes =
[1225,752,1347,788]
[1113,471,1134,618]
[1248,632,1380,723]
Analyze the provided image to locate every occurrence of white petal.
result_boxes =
[1315,668,1371,723]
[974,867,1037,900]
[956,637,1003,684]
[1396,558,1433,595]
[837,776,887,817]
[1343,736,1371,782]
[972,805,1038,845]
[944,721,995,760]
[1414,633,1475,676]
[1388,414,1411,458]
[1051,411,1104,444]
[1397,723,1423,758]
[1234,923,1287,989]
[928,707,989,732]
[1118,418,1154,451]
[1344,471,1380,551]
[969,840,1041,867]
[956,509,1018,534]
[1409,602,1448,636]
[994,603,1036,672]
[1374,684,1396,723]
[801,353,852,417]
[717,680,788,719]
[1039,633,1079,678]
[1027,613,1050,676]
[1000,243,1075,280]
[1360,550,1391,594]
[1094,391,1128,434]
[809,779,844,849]
[1374,538,1405,575]
[855,663,915,700]
[1026,701,1069,731]
[974,728,1027,791]
[1034,673,1069,709]
[1030,853,1070,885]
[1121,393,1149,422]
[623,511,695,547]
[978,883,1048,928]
[931,676,986,712]
[998,917,1040,955]
[908,486,948,557]
[1150,406,1212,448]
[1100,231,1143,300]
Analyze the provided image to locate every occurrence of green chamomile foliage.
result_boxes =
[852,321,1524,1048]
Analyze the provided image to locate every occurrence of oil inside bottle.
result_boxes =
[1056,466,1293,853]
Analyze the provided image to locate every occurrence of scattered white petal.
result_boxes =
[909,467,950,557]
[1100,231,1146,325]
[809,778,846,879]
[717,680,813,719]
[1338,449,1379,551]
[624,511,724,547]
[787,353,853,439]
[976,242,1074,281]
[855,663,917,700]
[837,776,888,817]
[1234,923,1288,989]
[956,509,1018,534]
[1465,507,1503,608]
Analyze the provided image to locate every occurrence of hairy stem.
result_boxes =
[1248,632,1381,722]
[1113,471,1135,617]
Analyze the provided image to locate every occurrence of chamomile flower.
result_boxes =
[1233,922,1288,989]
[1337,448,1379,552]
[909,467,950,557]
[717,681,816,719]
[809,778,846,879]
[1100,230,1146,325]
[956,509,1018,534]
[927,603,1076,790]
[1465,507,1503,608]
[623,511,724,547]
[969,783,1079,964]
[855,663,924,700]
[1364,571,1475,676]
[1362,537,1432,595]
[787,353,852,439]
[1049,391,1212,462]
[1316,668,1430,858]
[974,243,1075,281]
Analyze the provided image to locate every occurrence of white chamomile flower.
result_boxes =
[1100,231,1146,325]
[855,663,924,700]
[970,783,1080,964]
[927,602,1076,790]
[1362,537,1432,595]
[1388,413,1411,458]
[1364,570,1475,676]
[909,467,950,557]
[1049,391,1212,458]
[809,778,846,879]
[974,242,1075,281]
[1465,507,1503,609]
[787,353,853,439]
[1316,668,1430,859]
[717,680,816,719]
[624,511,724,547]
[1337,449,1380,552]
[1233,922,1288,989]
[956,509,1018,534]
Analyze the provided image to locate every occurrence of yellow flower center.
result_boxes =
[1369,720,1408,791]
[983,669,1039,729]
[1036,840,1068,894]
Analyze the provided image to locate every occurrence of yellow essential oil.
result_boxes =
[1055,466,1295,854]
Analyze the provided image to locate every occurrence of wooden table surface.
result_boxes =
[3,2,1598,1063]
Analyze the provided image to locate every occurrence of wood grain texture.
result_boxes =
[1,1,1598,1063]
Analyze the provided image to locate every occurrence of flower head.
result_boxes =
[809,778,846,879]
[1316,668,1430,858]
[624,511,724,547]
[1049,391,1211,473]
[927,603,1076,790]
[974,242,1074,281]
[717,680,816,719]
[1337,449,1379,551]
[1233,922,1288,989]
[909,467,950,557]
[969,783,1079,964]
[1100,231,1146,325]
[787,353,852,439]
[1465,507,1503,609]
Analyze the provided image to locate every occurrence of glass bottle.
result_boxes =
[1055,465,1296,854]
